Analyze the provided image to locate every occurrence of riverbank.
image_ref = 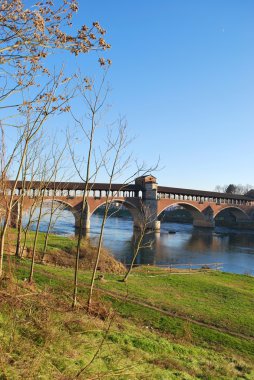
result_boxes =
[4,228,125,274]
[20,213,254,274]
[0,252,254,379]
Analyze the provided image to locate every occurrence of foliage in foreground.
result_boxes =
[0,258,254,379]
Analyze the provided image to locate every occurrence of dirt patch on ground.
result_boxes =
[21,245,125,274]
[4,231,126,274]
[42,246,126,274]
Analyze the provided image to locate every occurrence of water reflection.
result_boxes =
[23,204,75,236]
[90,216,254,275]
[23,207,254,275]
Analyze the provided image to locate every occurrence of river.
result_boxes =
[24,207,254,275]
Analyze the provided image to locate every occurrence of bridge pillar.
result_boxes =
[74,207,90,237]
[193,219,215,228]
[9,201,20,228]
[193,206,215,228]
[135,175,160,232]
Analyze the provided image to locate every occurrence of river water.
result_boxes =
[24,207,254,275]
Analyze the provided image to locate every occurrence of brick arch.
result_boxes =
[214,206,250,221]
[22,199,81,228]
[25,198,76,213]
[89,198,141,222]
[23,198,84,233]
[157,202,205,222]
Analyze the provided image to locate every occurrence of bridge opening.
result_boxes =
[92,202,133,220]
[158,202,212,230]
[214,207,250,228]
[22,200,76,236]
[89,202,135,259]
[158,205,193,226]
[89,201,158,266]
[90,202,134,234]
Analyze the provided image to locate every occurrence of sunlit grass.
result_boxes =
[1,231,254,379]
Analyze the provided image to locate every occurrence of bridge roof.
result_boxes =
[157,186,253,201]
[7,180,253,201]
[10,180,139,192]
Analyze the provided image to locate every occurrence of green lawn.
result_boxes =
[7,228,77,253]
[96,270,254,338]
[1,235,254,379]
[2,299,252,380]
[21,259,254,338]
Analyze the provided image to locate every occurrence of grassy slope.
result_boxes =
[5,229,125,273]
[5,228,77,253]
[1,231,254,379]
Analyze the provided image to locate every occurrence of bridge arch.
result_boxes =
[158,202,205,225]
[22,198,81,233]
[90,198,142,227]
[23,198,78,217]
[214,206,250,222]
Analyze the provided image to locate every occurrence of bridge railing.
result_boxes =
[157,192,251,206]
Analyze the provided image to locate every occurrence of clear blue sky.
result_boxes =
[25,1,254,190]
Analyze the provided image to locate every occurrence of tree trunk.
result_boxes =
[15,196,24,257]
[28,191,45,282]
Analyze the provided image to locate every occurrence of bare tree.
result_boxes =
[87,121,133,310]
[122,203,156,282]
[42,146,68,260]
[215,184,253,195]
[0,0,110,276]
[0,122,6,230]
[68,67,111,308]
[0,0,110,104]
[14,129,45,257]
[0,71,75,277]
[28,143,68,282]
[214,185,227,193]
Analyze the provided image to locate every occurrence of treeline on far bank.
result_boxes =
[96,205,254,229]
[94,204,193,223]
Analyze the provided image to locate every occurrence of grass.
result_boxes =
[95,269,254,337]
[5,228,125,273]
[5,227,77,253]
[1,231,254,379]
